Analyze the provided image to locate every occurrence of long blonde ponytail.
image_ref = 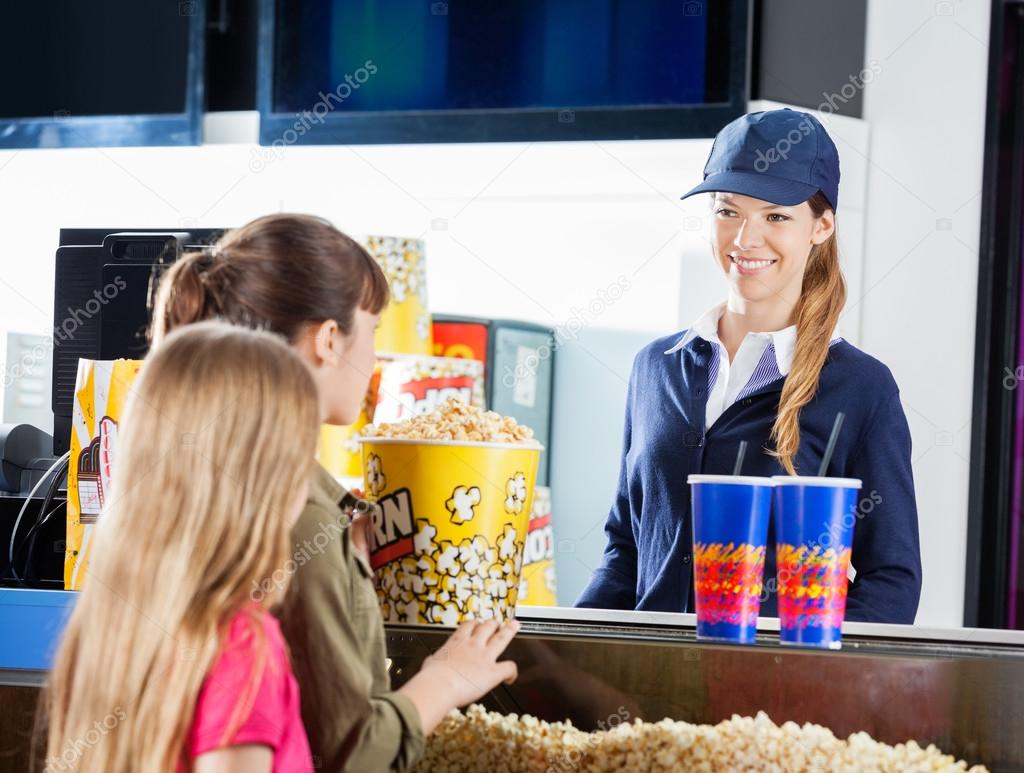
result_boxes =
[40,321,320,772]
[768,192,846,475]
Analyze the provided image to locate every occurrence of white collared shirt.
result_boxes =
[665,302,843,429]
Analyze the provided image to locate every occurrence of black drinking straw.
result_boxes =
[733,440,748,476]
[818,412,846,476]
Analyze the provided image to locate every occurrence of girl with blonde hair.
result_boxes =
[577,109,923,624]
[43,321,322,771]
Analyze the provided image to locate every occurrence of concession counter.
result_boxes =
[386,607,1024,772]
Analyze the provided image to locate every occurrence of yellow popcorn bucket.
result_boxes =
[360,437,542,625]
[65,358,143,590]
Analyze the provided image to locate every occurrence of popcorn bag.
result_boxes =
[363,235,432,356]
[318,354,485,480]
[517,485,557,607]
[374,354,485,424]
[359,401,542,625]
[318,362,383,479]
[64,358,143,590]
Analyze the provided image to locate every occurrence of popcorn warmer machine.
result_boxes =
[385,607,1024,771]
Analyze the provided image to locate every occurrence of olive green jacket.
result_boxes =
[278,463,425,772]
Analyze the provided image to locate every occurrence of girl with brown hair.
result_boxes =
[150,214,518,772]
[577,109,923,624]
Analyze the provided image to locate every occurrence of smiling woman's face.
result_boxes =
[710,192,834,306]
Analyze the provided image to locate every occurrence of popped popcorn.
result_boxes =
[362,398,536,444]
[414,704,989,773]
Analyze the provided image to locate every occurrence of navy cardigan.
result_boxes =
[575,333,923,624]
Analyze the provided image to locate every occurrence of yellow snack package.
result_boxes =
[64,358,143,590]
[318,362,382,479]
[364,235,432,356]
[517,485,558,606]
[374,354,485,423]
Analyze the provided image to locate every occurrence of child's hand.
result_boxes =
[399,619,520,734]
[425,619,520,704]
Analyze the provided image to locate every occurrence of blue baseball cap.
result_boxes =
[680,108,840,211]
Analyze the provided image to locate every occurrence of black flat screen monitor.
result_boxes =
[0,2,205,148]
[50,228,224,455]
[258,0,750,144]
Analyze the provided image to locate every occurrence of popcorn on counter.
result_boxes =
[416,704,988,772]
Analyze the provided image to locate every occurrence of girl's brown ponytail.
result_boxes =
[150,251,225,342]
[150,213,389,345]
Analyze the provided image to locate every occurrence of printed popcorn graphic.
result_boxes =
[375,518,523,624]
[76,416,118,524]
[504,472,528,515]
[498,524,520,564]
[413,520,438,554]
[446,485,482,525]
[366,453,387,497]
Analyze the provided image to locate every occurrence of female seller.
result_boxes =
[576,109,922,624]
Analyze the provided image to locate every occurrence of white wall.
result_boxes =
[0,126,711,345]
[859,0,990,627]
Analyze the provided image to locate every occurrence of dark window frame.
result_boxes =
[964,0,1024,628]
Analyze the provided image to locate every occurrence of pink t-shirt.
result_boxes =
[179,607,313,772]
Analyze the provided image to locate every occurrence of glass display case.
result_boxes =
[2,595,1022,770]
[386,607,1024,771]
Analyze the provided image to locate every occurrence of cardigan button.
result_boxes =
[682,554,691,564]
[684,431,702,446]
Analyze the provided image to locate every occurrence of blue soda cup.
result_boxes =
[687,474,774,644]
[772,476,862,649]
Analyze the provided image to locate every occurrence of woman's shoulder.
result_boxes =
[633,330,692,366]
[824,339,900,395]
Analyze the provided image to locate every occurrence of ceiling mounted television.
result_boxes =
[258,0,750,145]
[0,1,205,148]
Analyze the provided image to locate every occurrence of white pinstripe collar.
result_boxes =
[664,301,839,377]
